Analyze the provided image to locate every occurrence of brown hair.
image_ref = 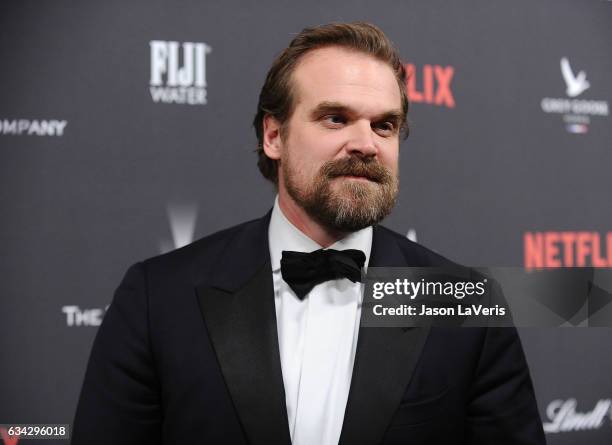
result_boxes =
[253,22,409,184]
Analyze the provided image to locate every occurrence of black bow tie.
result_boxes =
[280,249,366,300]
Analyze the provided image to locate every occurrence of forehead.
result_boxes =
[290,46,402,114]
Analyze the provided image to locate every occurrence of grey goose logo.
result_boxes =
[160,202,199,253]
[540,57,609,134]
[560,58,590,98]
[406,228,417,242]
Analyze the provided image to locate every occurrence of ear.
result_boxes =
[262,115,283,160]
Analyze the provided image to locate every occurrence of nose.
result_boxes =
[345,120,378,158]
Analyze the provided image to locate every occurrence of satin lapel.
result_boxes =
[339,225,431,445]
[195,212,291,445]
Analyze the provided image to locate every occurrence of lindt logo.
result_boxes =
[543,398,611,433]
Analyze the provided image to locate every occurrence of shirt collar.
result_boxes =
[268,195,373,272]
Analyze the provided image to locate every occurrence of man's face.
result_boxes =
[276,46,402,232]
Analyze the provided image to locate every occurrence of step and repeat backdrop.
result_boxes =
[1,1,611,444]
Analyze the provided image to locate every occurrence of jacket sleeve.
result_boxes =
[72,262,162,445]
[465,325,546,444]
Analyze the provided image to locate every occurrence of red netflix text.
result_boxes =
[405,63,455,108]
[0,428,19,445]
[524,231,612,269]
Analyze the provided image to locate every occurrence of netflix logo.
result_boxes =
[524,231,612,269]
[405,63,455,108]
[0,427,19,445]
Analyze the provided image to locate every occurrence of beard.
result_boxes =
[282,155,399,233]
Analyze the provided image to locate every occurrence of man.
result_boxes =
[72,23,545,444]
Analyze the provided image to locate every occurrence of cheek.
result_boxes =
[283,147,321,185]
[380,144,400,173]
[286,130,337,173]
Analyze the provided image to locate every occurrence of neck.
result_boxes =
[277,188,346,248]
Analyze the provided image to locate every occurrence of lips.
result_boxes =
[336,173,379,183]
[340,174,374,181]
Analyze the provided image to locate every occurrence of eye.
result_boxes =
[322,114,347,127]
[373,121,396,136]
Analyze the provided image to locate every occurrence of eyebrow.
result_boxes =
[309,101,405,126]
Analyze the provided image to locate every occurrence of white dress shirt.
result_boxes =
[268,197,372,445]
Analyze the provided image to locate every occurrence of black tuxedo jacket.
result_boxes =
[72,212,545,444]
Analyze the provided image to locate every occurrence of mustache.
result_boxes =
[320,157,392,183]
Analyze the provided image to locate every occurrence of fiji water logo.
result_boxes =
[149,40,212,105]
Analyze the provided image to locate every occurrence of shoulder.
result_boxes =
[374,224,459,268]
[375,225,495,287]
[138,215,267,284]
